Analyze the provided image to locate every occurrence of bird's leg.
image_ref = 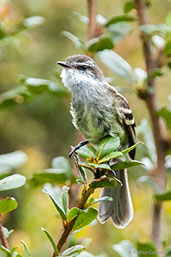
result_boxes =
[69,140,89,158]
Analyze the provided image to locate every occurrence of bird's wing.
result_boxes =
[106,83,136,159]
[115,92,136,159]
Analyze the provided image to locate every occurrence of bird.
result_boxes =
[57,54,136,229]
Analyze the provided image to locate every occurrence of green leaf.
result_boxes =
[87,36,113,53]
[90,177,117,189]
[13,252,22,257]
[122,142,143,156]
[137,176,158,192]
[96,136,120,160]
[76,251,95,257]
[61,245,85,256]
[22,76,68,96]
[62,31,84,48]
[21,241,31,257]
[51,156,73,176]
[88,163,111,170]
[165,248,171,257]
[155,191,171,201]
[137,242,158,257]
[73,154,87,183]
[105,14,136,27]
[111,160,144,170]
[0,151,27,171]
[149,68,164,79]
[67,207,84,221]
[165,11,171,26]
[0,246,12,257]
[62,186,69,214]
[72,207,98,231]
[89,196,113,205]
[30,168,75,186]
[42,184,66,220]
[164,41,171,56]
[98,50,134,83]
[76,145,96,159]
[98,151,123,163]
[0,23,6,39]
[41,228,59,256]
[0,174,26,192]
[74,13,89,24]
[108,22,132,43]
[140,24,171,35]
[112,240,138,257]
[123,1,135,13]
[157,107,171,130]
[0,197,18,213]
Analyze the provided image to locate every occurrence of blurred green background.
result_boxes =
[0,0,171,256]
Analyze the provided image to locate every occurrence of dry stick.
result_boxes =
[0,213,9,249]
[52,185,95,257]
[134,0,169,250]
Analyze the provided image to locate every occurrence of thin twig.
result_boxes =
[0,213,9,249]
[134,0,169,250]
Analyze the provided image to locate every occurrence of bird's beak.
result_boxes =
[57,61,70,68]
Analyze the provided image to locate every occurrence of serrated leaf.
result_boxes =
[72,207,98,231]
[21,241,31,257]
[61,245,85,256]
[137,242,158,257]
[111,160,144,170]
[155,191,171,201]
[0,197,18,213]
[112,240,138,257]
[122,142,143,156]
[99,151,123,163]
[87,36,113,53]
[62,31,84,48]
[98,50,134,82]
[41,228,59,256]
[42,184,66,220]
[90,178,117,188]
[76,145,96,159]
[123,1,135,13]
[105,14,136,26]
[62,186,69,214]
[96,136,120,160]
[0,174,26,192]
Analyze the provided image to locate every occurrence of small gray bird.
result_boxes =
[57,54,136,229]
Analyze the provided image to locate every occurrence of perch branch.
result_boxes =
[0,213,9,249]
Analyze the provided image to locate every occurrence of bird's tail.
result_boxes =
[98,169,134,229]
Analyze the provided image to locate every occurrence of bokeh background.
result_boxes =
[0,0,171,256]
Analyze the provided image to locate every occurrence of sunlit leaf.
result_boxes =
[24,16,44,28]
[21,241,31,257]
[89,196,112,205]
[0,246,12,257]
[0,197,18,213]
[152,35,165,48]
[62,186,69,214]
[123,1,135,13]
[61,245,85,256]
[137,242,158,257]
[76,145,96,159]
[42,184,66,220]
[111,160,144,170]
[98,151,123,163]
[0,174,26,192]
[98,50,134,82]
[2,226,14,239]
[105,14,136,27]
[112,240,138,257]
[134,67,147,84]
[96,136,120,160]
[41,228,59,256]
[67,207,84,221]
[96,14,106,26]
[164,41,171,56]
[72,207,98,231]
[74,13,89,24]
[155,191,171,201]
[62,31,84,48]
[87,36,113,53]
[122,142,143,156]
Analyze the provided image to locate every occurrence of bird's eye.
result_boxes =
[78,65,88,70]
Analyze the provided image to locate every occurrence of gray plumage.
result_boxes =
[58,54,136,229]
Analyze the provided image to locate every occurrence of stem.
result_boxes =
[52,185,95,257]
[87,0,97,40]
[0,213,9,249]
[134,0,168,250]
